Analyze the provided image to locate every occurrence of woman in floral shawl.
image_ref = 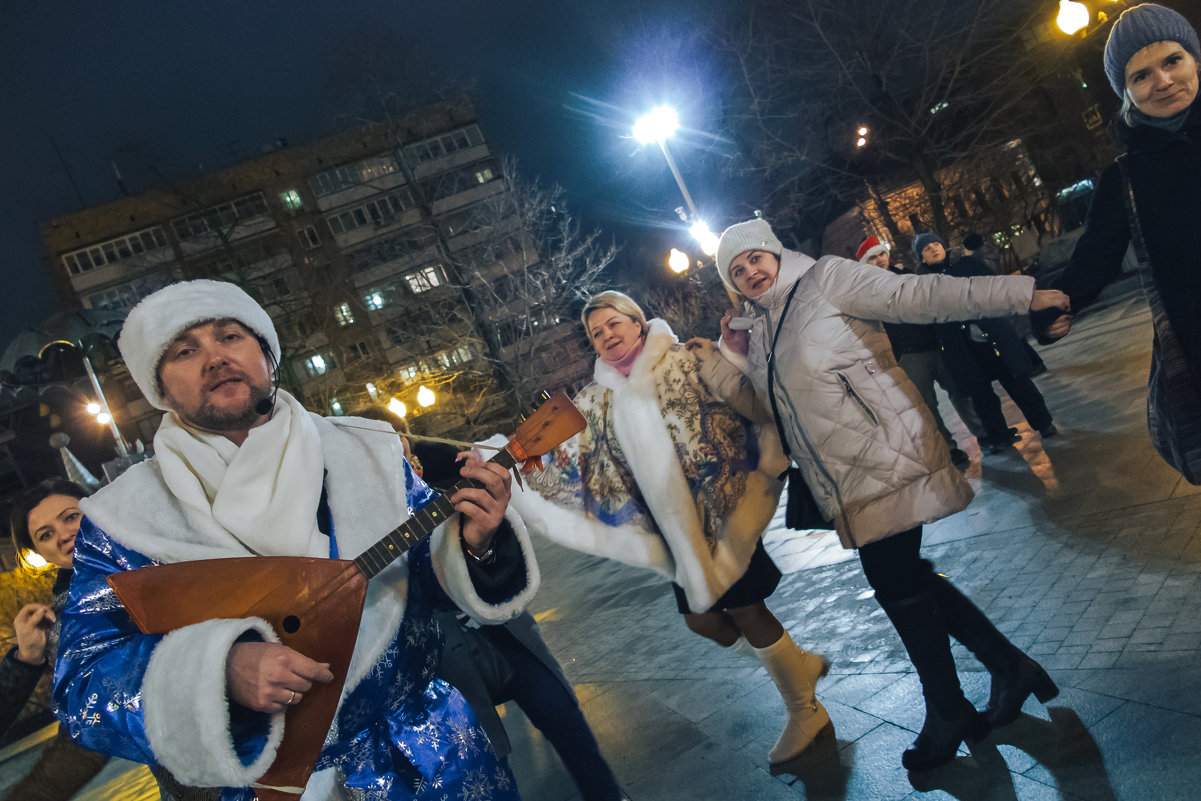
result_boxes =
[506,290,830,766]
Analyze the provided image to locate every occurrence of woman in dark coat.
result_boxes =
[1,479,108,801]
[1044,3,1201,483]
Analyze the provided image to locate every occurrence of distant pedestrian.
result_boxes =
[1042,2,1201,483]
[917,233,1058,453]
[857,236,971,467]
[698,218,1066,771]
[506,290,832,768]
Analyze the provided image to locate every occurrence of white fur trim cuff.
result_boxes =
[429,511,539,624]
[142,617,285,787]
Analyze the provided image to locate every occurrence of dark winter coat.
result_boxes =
[927,255,1037,384]
[1055,100,1201,385]
[875,265,941,357]
[0,569,70,737]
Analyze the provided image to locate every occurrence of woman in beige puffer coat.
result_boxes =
[690,219,1068,772]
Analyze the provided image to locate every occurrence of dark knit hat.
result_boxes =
[962,232,985,251]
[912,232,944,258]
[1104,4,1201,96]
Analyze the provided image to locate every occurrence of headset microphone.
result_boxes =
[255,338,281,417]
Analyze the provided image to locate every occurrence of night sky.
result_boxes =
[0,0,745,347]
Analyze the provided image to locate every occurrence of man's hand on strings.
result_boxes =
[453,448,513,555]
[226,641,334,713]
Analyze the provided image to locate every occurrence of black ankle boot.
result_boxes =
[983,654,1059,727]
[927,576,1060,728]
[902,698,989,771]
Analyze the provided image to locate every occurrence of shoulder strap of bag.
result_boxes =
[765,277,804,461]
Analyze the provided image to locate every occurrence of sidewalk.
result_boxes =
[506,284,1200,801]
[3,284,1196,800]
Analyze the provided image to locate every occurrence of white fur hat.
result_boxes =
[715,219,783,293]
[118,279,280,410]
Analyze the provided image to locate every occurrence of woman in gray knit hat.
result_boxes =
[1044,3,1201,484]
[689,218,1070,771]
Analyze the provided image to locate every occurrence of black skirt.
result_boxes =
[671,540,782,614]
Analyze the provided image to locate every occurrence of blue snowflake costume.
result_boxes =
[54,414,536,800]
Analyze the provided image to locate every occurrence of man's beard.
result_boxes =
[176,379,273,433]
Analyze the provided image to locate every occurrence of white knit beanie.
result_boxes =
[118,279,281,410]
[715,219,783,293]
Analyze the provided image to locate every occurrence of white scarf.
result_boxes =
[153,390,328,558]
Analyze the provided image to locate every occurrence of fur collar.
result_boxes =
[592,318,676,392]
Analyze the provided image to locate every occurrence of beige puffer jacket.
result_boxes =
[704,250,1035,549]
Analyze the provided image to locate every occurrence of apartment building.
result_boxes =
[39,98,592,444]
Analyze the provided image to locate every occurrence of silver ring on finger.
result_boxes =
[287,690,297,705]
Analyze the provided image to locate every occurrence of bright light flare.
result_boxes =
[95,412,112,425]
[688,220,720,256]
[85,402,101,415]
[633,106,680,144]
[857,126,868,136]
[856,137,868,148]
[668,248,690,274]
[417,385,436,408]
[1057,0,1089,35]
[388,397,408,418]
[24,551,48,569]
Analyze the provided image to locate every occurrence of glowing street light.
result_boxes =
[668,248,691,274]
[633,106,701,225]
[85,401,101,415]
[633,106,680,144]
[1057,0,1090,35]
[95,412,112,425]
[416,385,436,408]
[388,397,408,418]
[689,220,720,257]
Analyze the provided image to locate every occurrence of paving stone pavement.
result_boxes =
[2,278,1197,800]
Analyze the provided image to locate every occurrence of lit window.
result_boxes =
[335,303,355,326]
[365,290,385,310]
[305,354,328,376]
[398,364,418,381]
[330,398,343,415]
[366,382,378,400]
[280,189,304,210]
[475,168,494,184]
[405,265,444,294]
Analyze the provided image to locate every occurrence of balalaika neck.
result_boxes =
[352,445,519,579]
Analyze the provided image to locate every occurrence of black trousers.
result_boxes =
[959,340,1053,436]
[856,525,931,601]
[479,628,622,801]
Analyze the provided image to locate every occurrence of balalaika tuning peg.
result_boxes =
[538,389,552,403]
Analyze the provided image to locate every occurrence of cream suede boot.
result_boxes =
[755,631,831,765]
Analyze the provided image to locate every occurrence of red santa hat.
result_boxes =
[855,236,890,263]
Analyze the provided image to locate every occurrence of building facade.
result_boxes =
[40,98,593,444]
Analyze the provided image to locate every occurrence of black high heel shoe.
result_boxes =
[902,698,990,771]
[984,654,1059,728]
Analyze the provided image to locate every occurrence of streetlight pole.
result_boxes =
[633,106,719,256]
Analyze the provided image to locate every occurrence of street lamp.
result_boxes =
[388,397,408,418]
[668,248,690,274]
[1057,0,1090,35]
[633,106,718,255]
[416,385,436,408]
